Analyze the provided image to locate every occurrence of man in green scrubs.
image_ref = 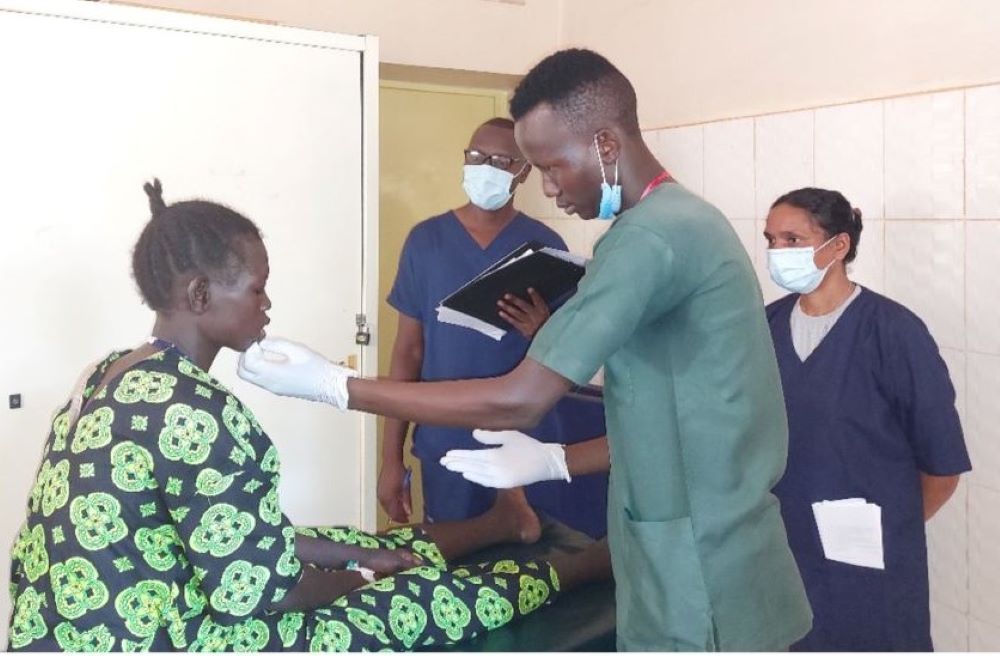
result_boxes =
[238,48,812,651]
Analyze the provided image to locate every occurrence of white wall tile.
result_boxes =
[884,221,964,350]
[754,110,814,218]
[703,118,755,219]
[728,218,757,263]
[967,353,1000,493]
[940,348,967,427]
[931,600,970,651]
[966,221,1000,355]
[884,91,964,219]
[966,84,1000,219]
[970,616,1000,651]
[928,479,968,613]
[815,100,884,219]
[849,219,885,293]
[969,484,1000,626]
[652,125,704,196]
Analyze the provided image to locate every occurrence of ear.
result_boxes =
[594,128,622,165]
[186,275,211,314]
[830,233,852,262]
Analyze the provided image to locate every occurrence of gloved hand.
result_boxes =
[439,429,571,489]
[238,337,356,409]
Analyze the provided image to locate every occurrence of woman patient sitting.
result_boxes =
[7,180,610,651]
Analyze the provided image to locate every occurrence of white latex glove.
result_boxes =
[439,429,571,489]
[238,337,356,409]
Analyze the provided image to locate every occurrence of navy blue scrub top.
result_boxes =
[388,211,608,538]
[767,287,971,651]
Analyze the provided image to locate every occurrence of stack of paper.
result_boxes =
[811,498,885,570]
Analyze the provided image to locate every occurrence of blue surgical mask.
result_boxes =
[594,134,621,219]
[767,236,837,294]
[463,164,520,211]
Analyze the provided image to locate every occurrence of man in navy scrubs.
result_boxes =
[379,117,607,537]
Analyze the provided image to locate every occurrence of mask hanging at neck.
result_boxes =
[594,134,621,220]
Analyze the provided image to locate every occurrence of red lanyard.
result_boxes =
[640,170,673,201]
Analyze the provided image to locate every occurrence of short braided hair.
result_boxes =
[131,179,262,311]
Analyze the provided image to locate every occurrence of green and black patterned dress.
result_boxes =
[8,346,559,651]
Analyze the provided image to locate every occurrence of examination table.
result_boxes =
[435,516,616,652]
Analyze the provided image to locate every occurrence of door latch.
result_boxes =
[355,313,371,346]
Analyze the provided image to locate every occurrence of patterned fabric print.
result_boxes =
[9,586,48,649]
[13,524,49,584]
[294,526,559,652]
[222,396,257,460]
[8,346,558,652]
[70,492,128,551]
[113,371,177,405]
[51,411,71,453]
[110,442,157,493]
[71,407,115,454]
[158,404,219,465]
[31,458,70,517]
[53,621,116,651]
[7,347,301,651]
[49,556,109,620]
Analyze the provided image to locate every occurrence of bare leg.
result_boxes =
[547,538,612,592]
[416,488,541,561]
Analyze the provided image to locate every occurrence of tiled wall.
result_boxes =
[515,83,1000,650]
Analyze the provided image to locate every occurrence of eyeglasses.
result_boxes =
[464,149,524,170]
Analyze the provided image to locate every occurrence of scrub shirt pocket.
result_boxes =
[620,513,717,651]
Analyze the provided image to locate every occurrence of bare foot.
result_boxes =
[360,548,423,576]
[493,488,542,544]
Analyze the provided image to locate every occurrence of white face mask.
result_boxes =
[462,164,521,211]
[767,236,837,294]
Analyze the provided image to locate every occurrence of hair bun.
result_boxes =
[143,178,166,217]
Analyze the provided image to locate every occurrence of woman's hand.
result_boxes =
[360,548,423,577]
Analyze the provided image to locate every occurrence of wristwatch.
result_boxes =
[345,559,377,583]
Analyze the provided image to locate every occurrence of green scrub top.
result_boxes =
[529,183,812,651]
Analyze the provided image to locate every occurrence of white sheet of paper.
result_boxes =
[539,246,588,266]
[435,306,506,341]
[811,498,885,570]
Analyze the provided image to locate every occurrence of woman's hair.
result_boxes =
[771,187,863,263]
[131,179,262,311]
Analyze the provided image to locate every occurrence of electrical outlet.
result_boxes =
[9,394,22,409]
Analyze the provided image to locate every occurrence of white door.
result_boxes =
[0,1,377,642]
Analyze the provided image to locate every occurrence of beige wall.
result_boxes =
[109,0,561,75]
[561,0,1000,128]
[116,0,1000,130]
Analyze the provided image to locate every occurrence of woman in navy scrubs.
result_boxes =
[764,187,971,651]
